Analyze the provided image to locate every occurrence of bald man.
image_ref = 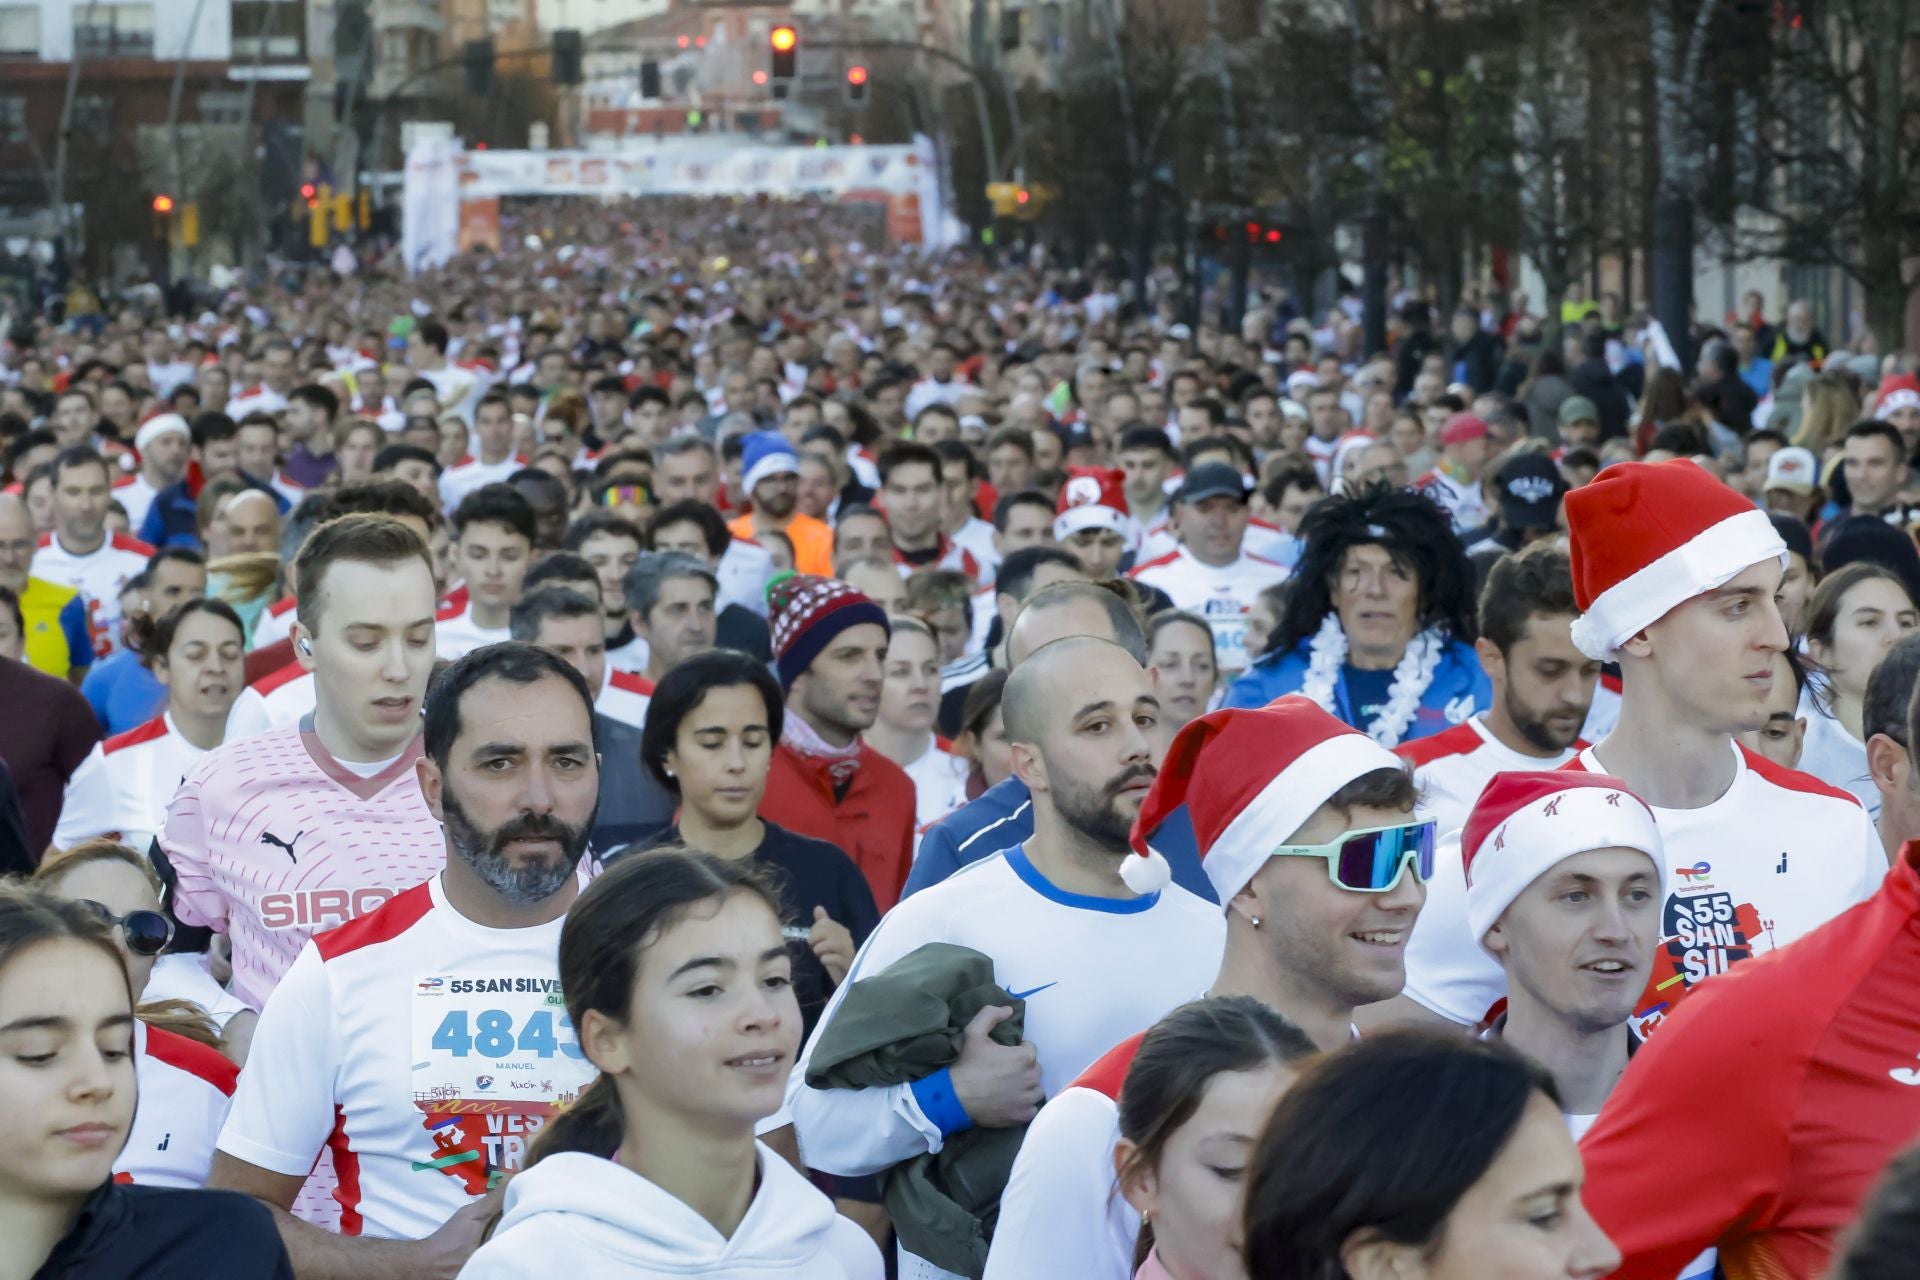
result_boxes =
[906,581,1216,900]
[786,637,1224,1279]
[219,489,284,556]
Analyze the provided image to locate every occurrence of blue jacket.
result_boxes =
[1222,634,1491,743]
[904,777,1218,904]
[138,474,291,550]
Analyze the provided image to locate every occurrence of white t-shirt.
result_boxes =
[52,712,209,852]
[32,530,153,660]
[1395,715,1580,840]
[223,664,314,740]
[596,668,653,730]
[435,600,510,662]
[788,849,1223,1180]
[251,595,300,652]
[144,952,251,1031]
[718,537,775,618]
[438,455,522,515]
[901,740,970,834]
[1128,547,1289,675]
[948,516,1000,587]
[1402,740,1886,1036]
[218,873,594,1240]
[1794,685,1877,820]
[1412,469,1491,533]
[420,364,484,423]
[227,383,290,420]
[118,1019,237,1189]
[112,471,161,531]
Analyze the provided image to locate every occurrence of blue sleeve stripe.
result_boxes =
[908,1066,972,1137]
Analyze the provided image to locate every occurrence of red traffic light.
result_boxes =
[152,194,175,213]
[752,69,768,85]
[676,35,689,48]
[1265,228,1282,243]
[846,65,868,86]
[1015,189,1030,205]
[299,182,317,206]
[769,25,797,52]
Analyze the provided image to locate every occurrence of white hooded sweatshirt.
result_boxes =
[458,1142,883,1279]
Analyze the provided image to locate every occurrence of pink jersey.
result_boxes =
[158,718,446,1011]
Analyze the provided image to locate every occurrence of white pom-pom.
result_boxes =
[1119,849,1172,894]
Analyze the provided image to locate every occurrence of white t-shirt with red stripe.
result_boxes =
[1394,716,1580,840]
[596,668,652,730]
[217,874,594,1240]
[1128,547,1288,675]
[117,1019,237,1189]
[113,471,161,532]
[1401,740,1886,1036]
[52,713,209,852]
[437,455,523,515]
[223,661,314,740]
[158,720,445,1012]
[251,594,300,652]
[982,1032,1142,1280]
[33,530,153,660]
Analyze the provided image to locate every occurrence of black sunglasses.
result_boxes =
[78,900,174,957]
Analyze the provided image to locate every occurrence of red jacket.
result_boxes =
[759,741,916,912]
[1580,842,1920,1279]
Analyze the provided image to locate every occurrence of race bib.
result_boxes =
[408,969,598,1194]
[1206,612,1250,674]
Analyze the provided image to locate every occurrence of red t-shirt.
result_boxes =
[1579,843,1920,1278]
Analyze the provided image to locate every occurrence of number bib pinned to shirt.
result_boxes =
[408,970,597,1194]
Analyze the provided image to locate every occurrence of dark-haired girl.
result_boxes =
[1113,997,1316,1280]
[1240,1031,1617,1280]
[458,850,882,1279]
[54,598,245,851]
[626,649,878,1036]
[0,882,290,1277]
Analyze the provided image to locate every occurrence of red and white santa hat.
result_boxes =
[1461,771,1665,953]
[1123,695,1404,898]
[1565,459,1785,661]
[1054,466,1137,549]
[1878,374,1920,416]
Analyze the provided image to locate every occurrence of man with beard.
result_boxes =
[725,431,833,577]
[1395,542,1598,837]
[787,636,1224,1280]
[757,575,917,911]
[209,642,601,1273]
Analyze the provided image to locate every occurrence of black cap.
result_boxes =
[1494,453,1568,531]
[1175,460,1250,505]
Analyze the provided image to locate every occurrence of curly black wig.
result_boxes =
[1270,482,1479,656]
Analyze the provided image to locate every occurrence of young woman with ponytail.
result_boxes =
[458,848,883,1279]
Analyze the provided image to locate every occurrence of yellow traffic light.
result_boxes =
[986,182,1019,216]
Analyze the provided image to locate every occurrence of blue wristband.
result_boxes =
[909,1066,973,1137]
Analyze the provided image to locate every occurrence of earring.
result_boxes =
[664,767,675,778]
[1250,915,1262,928]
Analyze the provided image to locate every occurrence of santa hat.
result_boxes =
[768,575,890,690]
[1123,695,1403,897]
[1440,413,1489,446]
[134,413,190,453]
[1565,459,1785,661]
[1461,772,1665,953]
[1878,374,1920,416]
[1053,467,1137,549]
[741,431,801,493]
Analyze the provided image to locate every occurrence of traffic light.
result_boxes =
[639,59,660,99]
[151,194,175,214]
[845,64,868,106]
[464,38,493,96]
[769,24,797,79]
[552,29,582,85]
[299,182,318,208]
[151,194,174,243]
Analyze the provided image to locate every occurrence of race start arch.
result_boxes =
[401,135,950,272]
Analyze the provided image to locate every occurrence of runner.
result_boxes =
[435,485,536,661]
[458,850,884,1279]
[789,635,1223,1280]
[1401,459,1885,1038]
[208,643,601,1266]
[33,446,153,661]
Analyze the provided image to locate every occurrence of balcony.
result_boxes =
[74,3,155,58]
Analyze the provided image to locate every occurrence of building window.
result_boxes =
[198,90,247,124]
[72,94,110,141]
[0,5,40,57]
[0,95,25,142]
[75,3,155,58]
[231,1,304,59]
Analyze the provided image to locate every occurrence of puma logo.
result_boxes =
[260,830,303,863]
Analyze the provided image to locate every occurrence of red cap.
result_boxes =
[1440,414,1490,447]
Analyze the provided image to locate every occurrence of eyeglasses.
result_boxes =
[77,900,175,957]
[1270,821,1436,893]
